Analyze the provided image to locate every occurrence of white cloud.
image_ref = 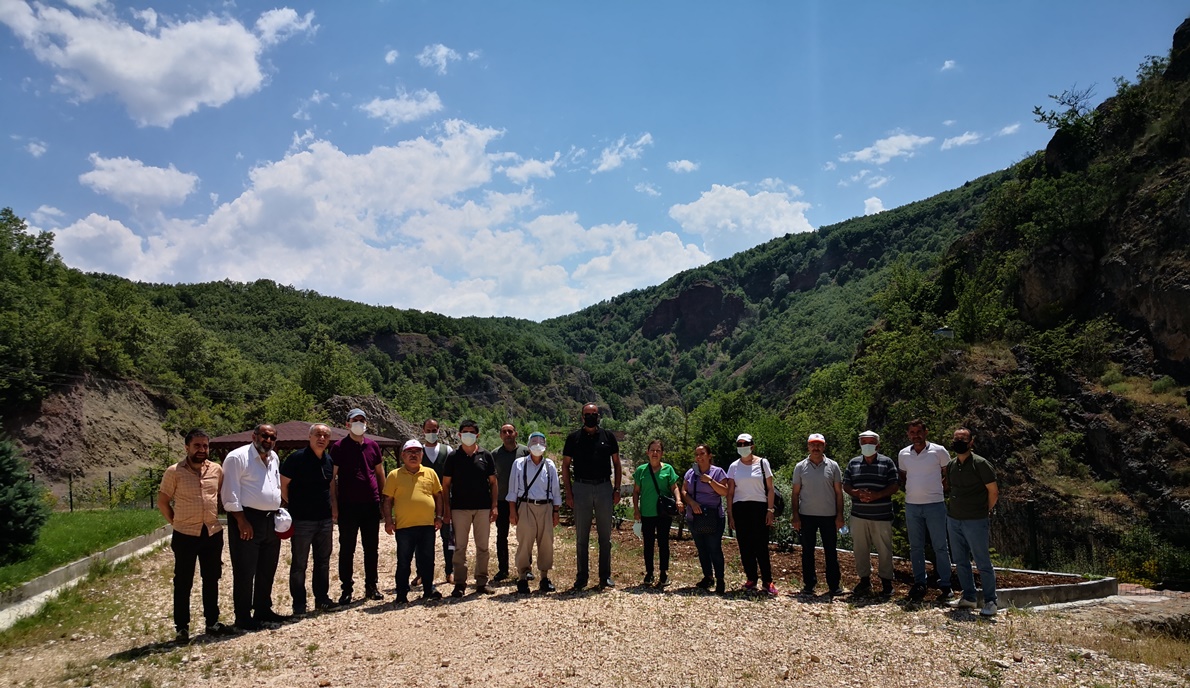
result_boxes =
[941,131,983,150]
[25,139,47,157]
[941,59,956,71]
[669,183,813,259]
[254,8,316,46]
[0,3,315,127]
[635,182,660,197]
[571,231,708,301]
[384,49,398,65]
[466,50,481,61]
[292,89,328,121]
[78,153,198,209]
[864,197,885,215]
[667,159,699,173]
[594,133,653,173]
[360,89,443,127]
[997,122,1021,136]
[833,133,843,140]
[867,175,890,189]
[840,132,934,165]
[943,119,956,126]
[757,178,802,196]
[499,152,561,185]
[823,161,836,171]
[417,43,461,74]
[31,205,65,226]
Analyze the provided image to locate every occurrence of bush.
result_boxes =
[0,438,51,564]
[1152,375,1178,394]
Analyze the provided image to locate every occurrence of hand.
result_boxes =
[384,522,394,535]
[728,516,735,531]
[434,519,442,532]
[331,507,339,524]
[765,511,774,527]
[791,516,800,531]
[490,507,498,524]
[633,507,641,519]
[691,503,703,515]
[442,513,452,525]
[675,500,683,511]
[612,485,621,501]
[509,509,518,527]
[565,494,574,509]
[699,473,712,484]
[552,511,560,527]
[836,515,845,530]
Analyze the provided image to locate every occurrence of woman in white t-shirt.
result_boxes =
[725,432,777,596]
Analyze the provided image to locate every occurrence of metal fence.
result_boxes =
[41,468,163,512]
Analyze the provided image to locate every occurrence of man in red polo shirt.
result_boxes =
[331,408,386,604]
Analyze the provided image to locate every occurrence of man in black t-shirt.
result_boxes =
[561,403,622,590]
[280,424,337,616]
[491,423,529,581]
[442,419,499,596]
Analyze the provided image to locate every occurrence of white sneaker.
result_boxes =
[980,601,998,617]
[950,597,978,609]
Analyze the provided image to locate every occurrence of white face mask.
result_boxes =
[860,444,877,457]
[737,446,752,458]
[424,432,438,444]
[460,432,478,447]
[529,444,546,457]
[350,422,367,436]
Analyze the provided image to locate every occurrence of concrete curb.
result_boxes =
[0,524,174,632]
[998,576,1119,608]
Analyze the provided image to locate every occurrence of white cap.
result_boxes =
[808,433,826,444]
[736,433,754,444]
[858,430,880,442]
[402,439,424,452]
[274,508,294,539]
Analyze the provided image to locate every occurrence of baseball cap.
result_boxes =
[402,439,424,452]
[347,408,367,421]
[274,508,294,539]
[735,433,754,444]
[858,430,880,441]
[808,433,826,444]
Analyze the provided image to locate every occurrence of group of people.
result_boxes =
[158,405,1000,643]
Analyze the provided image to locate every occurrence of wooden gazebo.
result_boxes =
[207,421,405,461]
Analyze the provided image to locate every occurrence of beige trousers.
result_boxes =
[450,509,491,586]
[851,516,894,580]
[515,502,554,580]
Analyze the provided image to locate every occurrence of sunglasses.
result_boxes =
[258,434,278,441]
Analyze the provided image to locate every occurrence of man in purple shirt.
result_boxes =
[331,408,386,604]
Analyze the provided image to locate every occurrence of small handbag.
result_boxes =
[687,472,722,535]
[647,464,680,517]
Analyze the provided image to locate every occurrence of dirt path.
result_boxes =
[0,528,1185,687]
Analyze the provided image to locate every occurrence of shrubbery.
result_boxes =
[0,437,50,564]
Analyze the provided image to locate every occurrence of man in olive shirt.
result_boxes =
[491,423,529,581]
[945,427,1000,617]
[158,429,236,643]
[562,403,622,590]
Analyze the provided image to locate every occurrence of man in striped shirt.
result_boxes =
[842,430,900,597]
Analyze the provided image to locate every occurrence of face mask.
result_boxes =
[424,432,438,444]
[460,432,478,447]
[736,446,752,458]
[583,414,600,428]
[529,444,546,457]
[952,440,970,454]
[350,422,367,436]
[860,444,877,457]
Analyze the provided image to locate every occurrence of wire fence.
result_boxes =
[33,468,163,512]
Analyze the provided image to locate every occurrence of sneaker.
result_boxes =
[338,591,352,605]
[907,583,928,601]
[799,586,815,596]
[852,577,871,596]
[950,598,978,610]
[235,619,261,632]
[714,579,725,594]
[657,573,669,587]
[204,622,238,636]
[764,583,779,597]
[695,576,714,589]
[526,571,536,581]
[980,601,999,617]
[743,580,757,591]
[570,579,587,592]
[421,590,442,602]
[365,588,384,601]
[255,610,289,624]
[291,608,308,619]
[174,629,190,644]
[642,572,654,585]
[828,588,846,597]
[314,598,339,612]
[493,570,509,582]
[516,580,531,595]
[880,579,894,596]
[451,585,466,598]
[936,587,954,603]
[598,578,615,590]
[538,578,555,593]
[476,584,496,594]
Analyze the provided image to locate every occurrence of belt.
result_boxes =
[242,506,277,516]
[574,478,609,485]
[524,499,552,505]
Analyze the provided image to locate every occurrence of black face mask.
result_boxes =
[952,440,970,454]
[583,413,600,428]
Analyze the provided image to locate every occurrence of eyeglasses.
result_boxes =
[258,434,277,441]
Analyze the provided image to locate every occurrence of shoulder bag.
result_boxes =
[647,464,680,518]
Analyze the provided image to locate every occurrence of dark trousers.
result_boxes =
[733,501,772,584]
[641,515,672,574]
[691,517,726,581]
[338,501,380,594]
[227,508,280,624]
[395,526,436,597]
[798,514,840,590]
[439,522,454,578]
[289,518,333,612]
[170,527,223,632]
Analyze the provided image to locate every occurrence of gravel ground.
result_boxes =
[0,527,1186,688]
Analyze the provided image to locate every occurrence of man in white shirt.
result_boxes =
[221,424,285,630]
[420,418,454,585]
[507,432,561,594]
[898,419,953,602]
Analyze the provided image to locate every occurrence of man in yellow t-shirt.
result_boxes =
[382,440,444,603]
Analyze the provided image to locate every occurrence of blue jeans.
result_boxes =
[905,502,951,587]
[948,516,996,603]
[571,480,615,583]
[395,526,436,597]
[289,518,333,612]
[690,517,725,581]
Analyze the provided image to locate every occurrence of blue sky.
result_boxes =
[3,1,1186,320]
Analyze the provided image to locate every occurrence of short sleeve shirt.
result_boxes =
[792,457,842,517]
[442,447,496,510]
[159,460,223,537]
[843,454,899,521]
[727,458,772,504]
[280,446,333,521]
[683,466,727,518]
[492,444,529,499]
[331,436,383,505]
[946,453,997,520]
[633,463,680,518]
[899,442,951,505]
[383,466,441,530]
[563,428,620,482]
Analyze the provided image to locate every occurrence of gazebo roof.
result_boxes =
[208,420,404,454]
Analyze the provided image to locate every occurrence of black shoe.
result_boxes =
[598,577,615,590]
[714,579,725,594]
[235,619,261,632]
[852,577,872,596]
[526,571,536,581]
[829,588,846,597]
[451,585,465,598]
[255,610,289,624]
[204,622,238,636]
[571,579,587,591]
[657,573,668,587]
[291,608,308,619]
[174,629,189,644]
[365,588,384,601]
[476,584,496,594]
[394,593,409,606]
[642,572,654,585]
[493,570,509,582]
[517,580,531,595]
[538,578,555,593]
[421,590,442,601]
[338,591,352,605]
[936,587,954,603]
[881,579,894,596]
[799,586,816,596]
[908,582,928,601]
[314,598,339,612]
[695,576,714,589]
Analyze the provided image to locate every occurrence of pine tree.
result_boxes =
[0,437,50,563]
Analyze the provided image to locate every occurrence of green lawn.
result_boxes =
[0,510,166,591]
